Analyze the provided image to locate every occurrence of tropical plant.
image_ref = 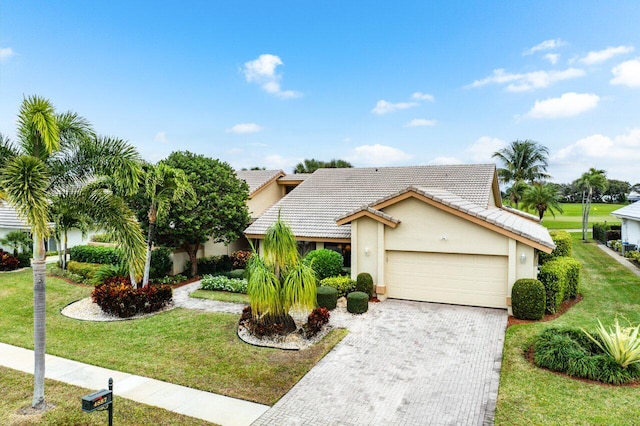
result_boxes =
[576,168,608,241]
[521,183,564,220]
[50,193,92,270]
[0,95,145,409]
[505,180,529,209]
[140,163,193,287]
[492,140,550,185]
[293,158,353,174]
[582,318,640,369]
[0,230,32,256]
[246,214,317,334]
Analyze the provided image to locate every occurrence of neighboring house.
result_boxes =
[611,201,640,248]
[245,164,554,310]
[627,191,640,203]
[0,203,93,253]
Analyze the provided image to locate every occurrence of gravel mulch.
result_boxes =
[61,297,175,322]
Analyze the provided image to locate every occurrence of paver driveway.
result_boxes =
[253,299,507,426]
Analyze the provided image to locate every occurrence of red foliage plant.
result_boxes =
[304,307,330,337]
[231,250,251,269]
[92,277,172,318]
[0,249,20,271]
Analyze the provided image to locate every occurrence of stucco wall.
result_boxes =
[0,227,96,253]
[352,217,380,283]
[248,181,282,219]
[622,218,640,246]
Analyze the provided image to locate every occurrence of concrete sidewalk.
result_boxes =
[0,342,268,425]
[597,243,640,277]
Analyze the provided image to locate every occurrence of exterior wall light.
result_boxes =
[365,247,370,256]
[520,252,527,264]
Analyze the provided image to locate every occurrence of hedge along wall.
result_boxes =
[69,245,122,265]
[538,256,581,314]
[538,230,572,265]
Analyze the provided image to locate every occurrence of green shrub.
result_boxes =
[538,256,579,314]
[347,291,368,314]
[92,278,173,318]
[201,274,248,293]
[316,285,338,310]
[150,247,173,279]
[227,269,246,279]
[153,274,187,285]
[90,233,115,243]
[592,223,610,244]
[539,230,572,264]
[67,261,102,282]
[563,257,581,299]
[69,245,122,265]
[356,272,374,297]
[16,252,32,268]
[511,279,545,320]
[47,264,84,284]
[186,255,233,276]
[320,275,356,298]
[93,264,121,283]
[304,249,344,280]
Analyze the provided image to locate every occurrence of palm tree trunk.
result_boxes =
[142,221,155,288]
[31,233,46,409]
[62,230,68,270]
[581,191,587,241]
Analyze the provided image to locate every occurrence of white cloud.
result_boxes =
[544,53,560,65]
[465,137,506,162]
[428,156,463,165]
[226,148,244,155]
[469,68,585,92]
[242,54,301,98]
[154,131,168,143]
[226,123,264,134]
[348,144,413,166]
[405,119,437,127]
[263,154,302,171]
[0,47,15,61]
[411,92,435,102]
[523,39,567,55]
[551,129,640,183]
[371,100,418,115]
[524,92,599,119]
[580,45,634,65]
[343,137,352,143]
[611,58,640,87]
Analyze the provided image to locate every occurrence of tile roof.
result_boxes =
[0,203,30,229]
[235,170,284,195]
[245,164,497,240]
[611,201,640,221]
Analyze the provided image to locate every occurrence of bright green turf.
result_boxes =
[536,203,623,229]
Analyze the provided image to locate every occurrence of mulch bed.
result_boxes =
[507,294,583,327]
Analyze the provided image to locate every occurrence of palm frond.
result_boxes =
[17,95,60,157]
[263,212,299,274]
[281,262,317,313]
[247,255,283,317]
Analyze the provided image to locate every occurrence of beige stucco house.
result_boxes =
[245,164,554,310]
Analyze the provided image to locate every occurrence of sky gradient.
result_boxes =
[1,1,639,184]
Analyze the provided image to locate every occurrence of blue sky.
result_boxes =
[1,1,640,184]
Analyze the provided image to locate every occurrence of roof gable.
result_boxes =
[235,170,284,196]
[611,201,640,221]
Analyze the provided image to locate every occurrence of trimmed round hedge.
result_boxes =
[347,291,368,314]
[512,278,545,320]
[304,249,344,280]
[317,285,338,310]
[356,272,374,297]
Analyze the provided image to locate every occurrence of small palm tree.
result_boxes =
[506,180,530,209]
[0,230,33,256]
[521,183,564,220]
[246,214,316,333]
[493,140,551,185]
[141,163,193,287]
[50,194,92,270]
[577,168,608,241]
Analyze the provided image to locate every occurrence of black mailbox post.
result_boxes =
[81,378,113,425]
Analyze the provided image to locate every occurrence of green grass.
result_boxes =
[0,270,347,406]
[190,289,249,304]
[495,233,640,425]
[539,203,623,229]
[0,366,215,425]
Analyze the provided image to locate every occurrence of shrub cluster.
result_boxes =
[152,274,187,285]
[67,261,103,284]
[16,252,32,268]
[48,264,85,283]
[347,291,368,314]
[625,250,640,265]
[226,269,246,279]
[150,247,173,279]
[0,249,20,271]
[511,279,546,320]
[320,276,356,298]
[231,250,251,269]
[356,272,374,297]
[539,230,572,265]
[239,306,292,337]
[533,328,640,385]
[201,274,248,293]
[90,233,114,243]
[69,245,121,265]
[304,249,344,280]
[316,285,338,310]
[186,255,233,276]
[92,278,172,318]
[538,257,581,314]
[303,307,330,338]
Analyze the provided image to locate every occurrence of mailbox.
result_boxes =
[81,389,113,412]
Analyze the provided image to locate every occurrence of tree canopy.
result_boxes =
[521,183,564,220]
[293,158,352,174]
[492,140,550,185]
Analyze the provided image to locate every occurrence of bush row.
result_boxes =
[92,277,172,318]
[593,223,622,244]
[319,276,356,298]
[539,230,572,265]
[186,255,233,276]
[201,274,247,293]
[70,245,121,265]
[538,256,581,314]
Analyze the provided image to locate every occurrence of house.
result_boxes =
[611,201,640,249]
[245,164,554,310]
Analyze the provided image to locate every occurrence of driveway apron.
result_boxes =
[253,299,507,426]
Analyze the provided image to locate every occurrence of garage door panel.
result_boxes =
[386,251,507,308]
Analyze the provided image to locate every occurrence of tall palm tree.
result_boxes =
[492,140,551,185]
[0,95,145,410]
[521,183,564,220]
[50,194,92,270]
[577,168,608,241]
[505,180,529,209]
[141,163,193,287]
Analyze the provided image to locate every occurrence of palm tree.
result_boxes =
[246,214,316,333]
[505,180,529,209]
[0,230,33,256]
[492,140,551,185]
[521,183,564,220]
[50,194,92,270]
[0,95,145,410]
[577,168,608,241]
[141,163,193,287]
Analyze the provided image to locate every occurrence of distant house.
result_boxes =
[611,201,640,248]
[245,164,554,310]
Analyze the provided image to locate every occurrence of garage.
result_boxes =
[385,250,508,309]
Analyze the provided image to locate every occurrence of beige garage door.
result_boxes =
[386,251,507,308]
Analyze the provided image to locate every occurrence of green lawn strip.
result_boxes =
[190,289,249,304]
[0,270,347,406]
[0,366,215,426]
[495,234,640,425]
[540,203,623,229]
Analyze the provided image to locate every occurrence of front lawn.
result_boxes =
[539,203,623,229]
[191,289,249,304]
[495,234,640,425]
[0,270,346,406]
